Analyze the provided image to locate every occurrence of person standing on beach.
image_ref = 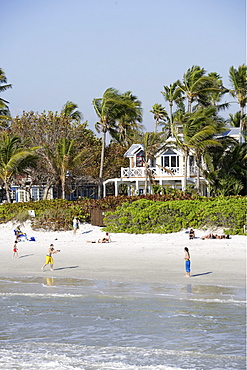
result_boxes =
[41,244,60,271]
[12,241,18,258]
[73,217,79,235]
[184,247,191,277]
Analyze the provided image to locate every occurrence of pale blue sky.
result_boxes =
[2,0,246,133]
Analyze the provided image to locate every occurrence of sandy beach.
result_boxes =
[1,221,246,288]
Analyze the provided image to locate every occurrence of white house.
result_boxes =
[103,143,208,197]
[103,128,242,198]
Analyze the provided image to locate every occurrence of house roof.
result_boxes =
[124,144,144,157]
[221,127,240,137]
[215,127,240,139]
[124,143,183,158]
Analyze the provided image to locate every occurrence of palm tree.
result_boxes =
[0,133,38,203]
[92,87,142,198]
[172,108,224,192]
[113,91,143,145]
[161,81,182,134]
[229,65,247,143]
[44,137,86,199]
[61,101,82,124]
[228,111,242,127]
[188,108,225,192]
[177,65,222,113]
[202,72,229,111]
[0,68,12,125]
[142,131,170,194]
[0,100,12,127]
[150,103,168,133]
[204,139,247,196]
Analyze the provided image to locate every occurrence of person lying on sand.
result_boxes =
[201,233,230,240]
[87,232,111,243]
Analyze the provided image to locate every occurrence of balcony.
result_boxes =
[121,166,184,178]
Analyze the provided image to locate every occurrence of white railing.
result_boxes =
[121,166,184,178]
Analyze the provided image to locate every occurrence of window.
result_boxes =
[136,150,145,167]
[161,150,179,168]
[18,190,26,202]
[189,156,195,166]
[31,187,38,201]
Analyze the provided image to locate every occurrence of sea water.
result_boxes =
[0,276,245,370]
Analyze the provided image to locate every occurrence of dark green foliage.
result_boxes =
[0,195,245,234]
[0,192,193,230]
[0,199,91,231]
[104,196,246,235]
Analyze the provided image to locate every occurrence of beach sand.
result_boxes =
[1,221,246,288]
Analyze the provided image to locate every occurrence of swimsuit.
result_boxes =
[45,255,54,264]
[185,260,191,272]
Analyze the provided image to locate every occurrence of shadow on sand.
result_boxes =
[191,272,213,277]
[54,266,79,271]
[18,254,34,258]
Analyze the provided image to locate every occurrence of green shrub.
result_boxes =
[0,195,245,234]
[104,196,247,235]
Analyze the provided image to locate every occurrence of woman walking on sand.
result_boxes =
[41,244,60,271]
[184,247,191,277]
[73,217,79,235]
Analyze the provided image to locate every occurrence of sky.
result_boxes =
[1,0,246,134]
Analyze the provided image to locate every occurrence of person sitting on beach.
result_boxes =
[87,232,112,243]
[189,229,195,239]
[14,226,27,241]
[98,232,111,243]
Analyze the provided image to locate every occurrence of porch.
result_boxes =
[121,166,197,178]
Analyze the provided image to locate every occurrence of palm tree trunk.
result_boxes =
[98,130,106,198]
[154,118,158,133]
[182,152,188,191]
[196,160,201,194]
[61,167,66,200]
[62,178,66,199]
[144,161,149,194]
[239,106,244,144]
[25,187,31,202]
[188,97,192,113]
[169,102,173,135]
[43,182,52,200]
[4,181,11,203]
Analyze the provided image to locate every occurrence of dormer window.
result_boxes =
[161,150,179,168]
[136,150,145,167]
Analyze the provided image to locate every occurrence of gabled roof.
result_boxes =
[124,144,144,157]
[220,127,240,137]
[215,127,240,139]
[124,143,184,158]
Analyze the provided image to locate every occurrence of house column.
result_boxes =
[114,180,118,196]
[136,180,139,195]
[181,178,185,191]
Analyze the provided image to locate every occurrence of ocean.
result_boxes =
[0,276,245,370]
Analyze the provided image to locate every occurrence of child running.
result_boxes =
[12,241,18,258]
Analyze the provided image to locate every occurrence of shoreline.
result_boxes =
[1,222,246,289]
